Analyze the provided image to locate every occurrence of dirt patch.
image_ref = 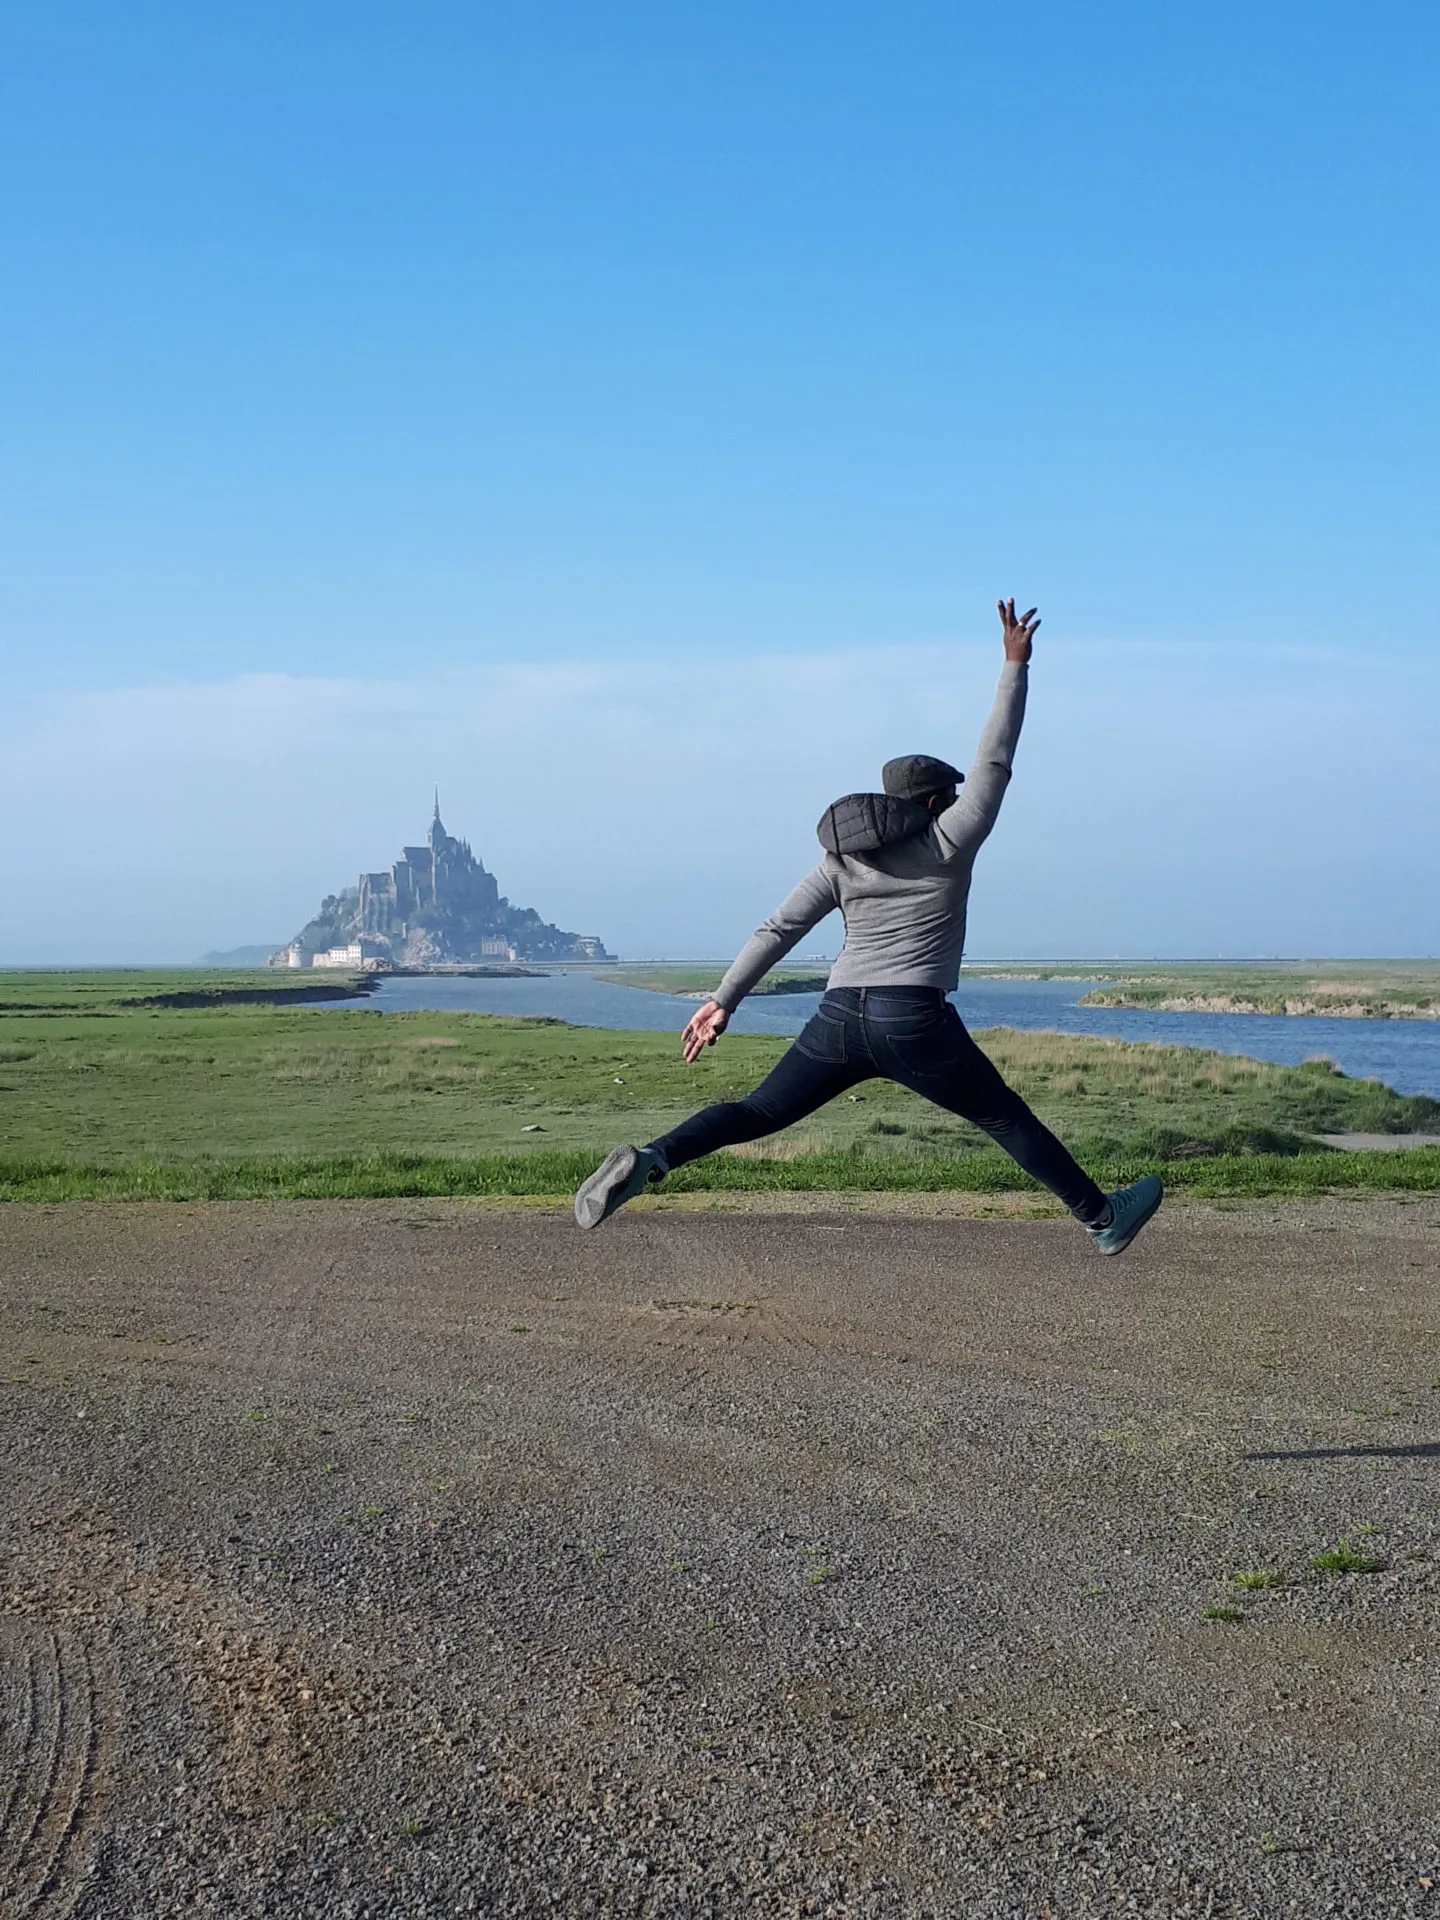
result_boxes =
[1319,1132,1440,1152]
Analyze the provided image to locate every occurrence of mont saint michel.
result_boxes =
[274,801,609,969]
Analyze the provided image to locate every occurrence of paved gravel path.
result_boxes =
[3,1197,1439,1918]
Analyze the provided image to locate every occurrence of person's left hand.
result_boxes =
[682,1000,729,1064]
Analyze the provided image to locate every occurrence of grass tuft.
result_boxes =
[1232,1569,1283,1591]
[1311,1539,1384,1575]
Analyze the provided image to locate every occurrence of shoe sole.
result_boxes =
[574,1145,639,1230]
[1095,1183,1163,1256]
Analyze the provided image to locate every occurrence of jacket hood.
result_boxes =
[817,791,933,856]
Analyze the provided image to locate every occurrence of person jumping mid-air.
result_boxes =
[575,600,1162,1254]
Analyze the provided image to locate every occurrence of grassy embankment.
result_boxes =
[1073,962,1440,1020]
[3,970,1439,1202]
[599,959,1440,1019]
[594,966,828,997]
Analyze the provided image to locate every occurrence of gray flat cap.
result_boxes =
[881,753,964,801]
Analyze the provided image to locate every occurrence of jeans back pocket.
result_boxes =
[795,1007,849,1063]
[878,1009,963,1076]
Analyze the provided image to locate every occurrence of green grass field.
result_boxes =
[8,1147,1440,1204]
[0,968,373,1014]
[3,970,1439,1201]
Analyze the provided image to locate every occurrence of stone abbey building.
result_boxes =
[274,801,609,969]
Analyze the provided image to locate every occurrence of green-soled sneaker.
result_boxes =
[1088,1174,1163,1255]
[574,1145,663,1230]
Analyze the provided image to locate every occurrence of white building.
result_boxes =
[311,940,388,971]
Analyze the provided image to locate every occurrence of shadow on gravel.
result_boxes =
[1243,1441,1440,1461]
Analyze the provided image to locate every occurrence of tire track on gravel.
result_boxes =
[0,1619,104,1918]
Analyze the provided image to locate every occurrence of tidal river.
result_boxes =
[321,972,1440,1100]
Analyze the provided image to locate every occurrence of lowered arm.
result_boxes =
[712,866,840,1012]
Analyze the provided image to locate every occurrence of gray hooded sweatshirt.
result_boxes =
[713,661,1027,1011]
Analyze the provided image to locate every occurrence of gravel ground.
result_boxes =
[2,1195,1439,1918]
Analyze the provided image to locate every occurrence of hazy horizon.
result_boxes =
[7,636,1439,967]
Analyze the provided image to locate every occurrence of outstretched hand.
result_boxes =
[998,597,1040,663]
[682,999,729,1064]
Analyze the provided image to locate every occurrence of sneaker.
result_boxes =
[1087,1174,1163,1255]
[574,1145,663,1230]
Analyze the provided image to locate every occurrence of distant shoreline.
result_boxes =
[382,964,547,980]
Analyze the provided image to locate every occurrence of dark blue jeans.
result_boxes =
[649,986,1109,1225]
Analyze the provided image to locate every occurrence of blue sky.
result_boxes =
[3,1,1437,960]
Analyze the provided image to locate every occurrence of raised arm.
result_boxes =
[933,598,1038,856]
[681,865,839,1063]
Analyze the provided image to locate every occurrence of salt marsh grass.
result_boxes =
[2,971,1437,1199]
[1075,960,1440,1021]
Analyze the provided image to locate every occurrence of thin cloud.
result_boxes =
[4,640,1436,961]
